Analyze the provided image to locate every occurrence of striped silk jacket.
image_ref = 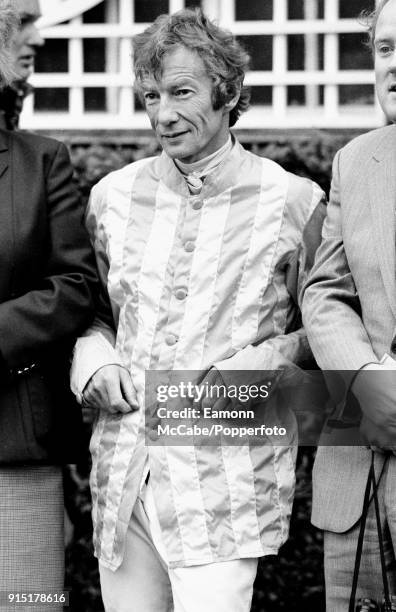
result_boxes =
[71,139,325,571]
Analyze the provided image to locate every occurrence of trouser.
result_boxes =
[324,457,396,612]
[0,466,64,612]
[100,480,258,612]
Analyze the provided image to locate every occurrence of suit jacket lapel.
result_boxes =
[368,127,396,319]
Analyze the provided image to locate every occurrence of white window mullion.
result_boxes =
[105,0,119,114]
[272,0,287,121]
[119,0,133,117]
[324,0,338,120]
[169,0,184,12]
[218,0,234,26]
[119,38,133,117]
[120,0,133,23]
[69,15,84,118]
[304,0,320,108]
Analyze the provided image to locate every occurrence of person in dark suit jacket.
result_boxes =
[303,0,396,609]
[0,0,98,598]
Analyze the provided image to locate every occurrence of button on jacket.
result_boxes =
[72,139,326,570]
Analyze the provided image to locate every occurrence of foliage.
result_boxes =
[68,130,354,203]
[69,140,161,207]
[251,449,325,612]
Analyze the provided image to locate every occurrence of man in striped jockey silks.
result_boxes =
[71,9,326,612]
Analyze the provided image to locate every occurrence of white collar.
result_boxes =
[175,136,232,178]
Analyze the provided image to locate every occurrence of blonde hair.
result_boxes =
[0,0,19,87]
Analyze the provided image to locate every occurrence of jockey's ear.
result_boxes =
[223,82,241,114]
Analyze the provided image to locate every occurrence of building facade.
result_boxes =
[23,0,381,132]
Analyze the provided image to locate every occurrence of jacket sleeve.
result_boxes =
[0,141,99,370]
[214,180,327,381]
[302,150,379,372]
[70,177,124,399]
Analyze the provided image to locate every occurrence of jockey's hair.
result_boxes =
[132,8,251,127]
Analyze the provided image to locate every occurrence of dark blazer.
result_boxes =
[0,128,98,464]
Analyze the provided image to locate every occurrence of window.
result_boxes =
[35,39,68,72]
[238,35,272,71]
[135,0,169,22]
[250,86,272,106]
[34,88,69,111]
[339,84,374,106]
[236,0,273,21]
[24,0,384,131]
[339,0,374,19]
[288,0,324,20]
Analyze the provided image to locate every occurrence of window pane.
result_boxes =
[83,2,105,22]
[135,0,169,22]
[236,0,273,20]
[288,0,303,19]
[84,88,106,111]
[288,0,324,19]
[318,34,324,70]
[83,39,105,72]
[291,33,323,70]
[237,36,272,70]
[339,0,374,19]
[319,84,324,105]
[339,33,372,69]
[34,88,69,111]
[249,86,272,105]
[339,84,374,105]
[288,35,304,70]
[35,40,68,72]
[287,85,305,106]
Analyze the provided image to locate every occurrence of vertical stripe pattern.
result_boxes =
[84,141,324,570]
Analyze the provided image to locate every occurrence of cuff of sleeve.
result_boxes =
[348,355,396,398]
[330,361,382,426]
[71,333,124,400]
[348,360,382,395]
[361,354,396,370]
